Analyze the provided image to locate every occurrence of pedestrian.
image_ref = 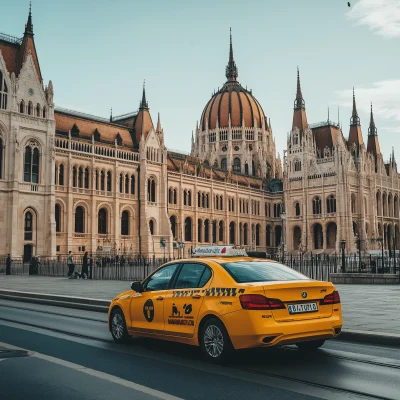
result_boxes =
[89,254,93,279]
[5,254,11,275]
[29,256,38,275]
[67,251,75,279]
[82,251,89,279]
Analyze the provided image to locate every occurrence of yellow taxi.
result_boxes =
[108,246,342,362]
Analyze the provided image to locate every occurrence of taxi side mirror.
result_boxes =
[131,281,144,293]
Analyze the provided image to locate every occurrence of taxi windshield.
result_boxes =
[221,261,309,283]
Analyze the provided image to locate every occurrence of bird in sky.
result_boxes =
[348,2,351,6]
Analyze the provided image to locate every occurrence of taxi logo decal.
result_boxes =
[143,299,155,322]
[172,288,245,298]
[168,303,194,326]
[302,291,307,299]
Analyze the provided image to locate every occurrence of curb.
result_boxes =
[0,290,110,313]
[2,290,400,348]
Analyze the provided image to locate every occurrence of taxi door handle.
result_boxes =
[192,294,201,299]
[156,296,164,301]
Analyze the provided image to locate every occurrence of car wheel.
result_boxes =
[200,318,233,363]
[296,339,325,351]
[110,308,131,344]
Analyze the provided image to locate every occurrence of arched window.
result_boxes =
[173,189,177,205]
[204,220,210,243]
[59,164,64,186]
[221,158,227,170]
[0,70,8,110]
[55,204,61,232]
[198,219,203,242]
[184,217,192,241]
[170,216,177,238]
[24,211,33,240]
[233,157,241,173]
[0,137,3,179]
[244,162,249,175]
[20,100,25,113]
[229,222,235,244]
[149,220,154,235]
[256,224,260,246]
[188,190,192,206]
[24,146,40,183]
[130,175,135,194]
[72,167,77,187]
[313,197,322,215]
[121,211,129,235]
[42,107,47,119]
[75,206,85,233]
[295,202,301,216]
[219,221,224,242]
[100,171,105,191]
[294,159,301,172]
[266,225,271,247]
[326,195,336,213]
[147,178,156,202]
[293,133,299,146]
[198,192,201,207]
[98,208,107,234]
[212,220,217,243]
[202,193,205,208]
[27,102,33,115]
[184,190,187,205]
[206,194,209,208]
[119,173,123,193]
[220,196,223,210]
[78,167,83,188]
[84,167,90,189]
[107,171,112,192]
[243,223,248,245]
[351,193,357,214]
[125,175,129,194]
[36,104,40,117]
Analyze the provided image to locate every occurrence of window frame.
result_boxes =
[171,262,213,290]
[142,263,181,292]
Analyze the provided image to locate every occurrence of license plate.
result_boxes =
[288,303,318,314]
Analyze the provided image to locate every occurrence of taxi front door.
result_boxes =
[130,263,179,335]
[164,262,212,338]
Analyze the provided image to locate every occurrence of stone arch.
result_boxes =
[312,223,323,250]
[293,226,302,250]
[326,222,337,249]
[184,216,192,242]
[169,214,178,239]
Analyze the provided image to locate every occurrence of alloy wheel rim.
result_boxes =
[204,325,224,358]
[112,313,124,339]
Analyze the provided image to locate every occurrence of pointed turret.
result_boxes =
[25,2,33,35]
[292,68,308,134]
[110,107,113,123]
[367,102,381,161]
[348,88,364,149]
[140,81,148,109]
[225,28,238,82]
[133,81,154,144]
[156,112,161,132]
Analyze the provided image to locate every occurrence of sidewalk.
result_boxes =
[1,275,399,343]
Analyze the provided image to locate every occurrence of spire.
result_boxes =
[140,80,148,109]
[327,106,330,123]
[110,107,113,123]
[225,28,238,82]
[350,87,360,126]
[368,102,377,136]
[25,2,33,35]
[156,112,161,132]
[294,67,305,109]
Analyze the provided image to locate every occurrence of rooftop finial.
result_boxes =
[110,107,113,122]
[140,80,148,109]
[368,102,377,136]
[294,67,305,109]
[350,87,360,125]
[327,106,330,123]
[25,1,33,35]
[225,28,238,82]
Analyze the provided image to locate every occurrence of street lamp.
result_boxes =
[281,212,286,263]
[340,240,346,272]
[377,236,384,273]
[354,233,361,272]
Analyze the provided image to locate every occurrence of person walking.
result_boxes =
[67,251,74,279]
[5,254,11,275]
[82,251,89,279]
[89,254,93,279]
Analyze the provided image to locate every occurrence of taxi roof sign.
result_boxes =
[192,245,248,257]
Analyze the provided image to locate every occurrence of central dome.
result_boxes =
[200,31,267,131]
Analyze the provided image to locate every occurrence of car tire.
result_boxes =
[199,318,233,363]
[296,339,325,351]
[110,308,131,344]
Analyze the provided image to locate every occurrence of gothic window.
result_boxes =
[229,222,235,244]
[252,160,255,176]
[204,220,210,243]
[184,217,192,241]
[221,158,227,170]
[78,167,83,188]
[243,223,248,245]
[313,197,322,215]
[233,157,241,173]
[147,178,156,202]
[0,71,8,110]
[266,225,271,246]
[75,206,85,233]
[256,224,260,246]
[198,219,202,243]
[326,195,336,213]
[212,220,217,243]
[293,133,299,146]
[121,211,129,235]
[184,190,187,206]
[55,204,61,233]
[220,196,223,210]
[107,171,112,192]
[116,133,123,146]
[206,194,209,208]
[130,175,135,195]
[173,189,177,205]
[198,192,201,207]
[59,164,64,186]
[72,167,77,187]
[84,167,90,189]
[219,221,224,242]
[20,100,25,113]
[24,145,40,183]
[36,104,40,117]
[294,159,301,172]
[24,212,33,240]
[202,193,205,208]
[188,190,191,206]
[119,173,123,193]
[149,220,154,235]
[352,193,357,214]
[93,129,101,141]
[170,216,177,239]
[98,208,107,234]
[245,162,249,175]
[0,137,3,179]
[125,175,129,194]
[27,101,33,115]
[42,107,47,119]
[100,171,105,191]
[295,202,301,216]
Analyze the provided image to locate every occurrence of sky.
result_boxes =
[3,0,400,159]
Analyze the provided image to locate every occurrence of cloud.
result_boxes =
[347,0,400,38]
[335,80,400,122]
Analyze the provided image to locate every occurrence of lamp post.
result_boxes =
[340,240,346,272]
[354,233,361,272]
[281,212,286,263]
[377,236,384,273]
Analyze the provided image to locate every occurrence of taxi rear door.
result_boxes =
[164,262,212,338]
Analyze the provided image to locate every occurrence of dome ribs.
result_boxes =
[235,88,242,127]
[242,90,254,129]
[217,88,226,129]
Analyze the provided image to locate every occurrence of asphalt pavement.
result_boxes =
[1,299,400,399]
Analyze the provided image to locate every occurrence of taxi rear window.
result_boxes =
[220,261,309,283]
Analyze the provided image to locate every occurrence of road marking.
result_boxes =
[0,342,183,400]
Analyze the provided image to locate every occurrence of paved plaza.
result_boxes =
[0,275,399,336]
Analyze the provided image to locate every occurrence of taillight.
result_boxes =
[239,294,285,310]
[320,290,340,305]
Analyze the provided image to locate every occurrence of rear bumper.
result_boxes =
[223,311,342,350]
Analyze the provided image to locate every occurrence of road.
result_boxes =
[0,300,399,400]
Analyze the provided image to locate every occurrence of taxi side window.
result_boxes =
[174,263,212,289]
[144,264,179,291]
